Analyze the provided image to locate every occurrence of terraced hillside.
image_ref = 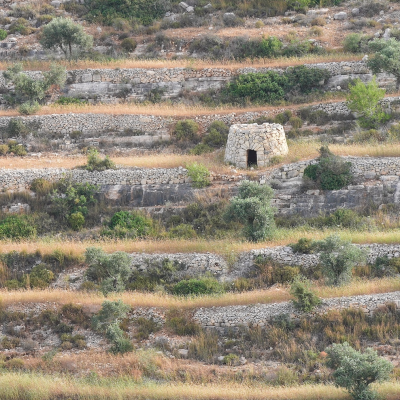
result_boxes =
[2,0,400,399]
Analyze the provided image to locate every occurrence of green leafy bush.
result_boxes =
[27,264,54,288]
[172,277,224,296]
[18,101,41,115]
[186,162,211,188]
[121,37,137,52]
[326,342,393,400]
[68,211,85,231]
[135,317,160,340]
[303,146,353,190]
[85,247,132,295]
[347,77,390,128]
[0,215,36,240]
[290,276,321,312]
[30,178,55,195]
[0,29,7,41]
[7,140,27,156]
[317,235,367,286]
[290,238,315,254]
[6,118,29,138]
[168,223,197,239]
[104,210,154,239]
[224,181,275,242]
[203,121,229,147]
[85,149,116,171]
[173,119,200,142]
[0,145,9,155]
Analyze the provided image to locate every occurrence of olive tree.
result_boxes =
[317,235,367,286]
[326,342,393,400]
[368,38,400,89]
[224,180,275,242]
[40,17,93,58]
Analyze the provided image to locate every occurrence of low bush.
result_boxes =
[68,211,85,231]
[186,163,211,188]
[172,277,224,296]
[173,120,200,143]
[0,29,7,41]
[253,256,300,286]
[85,149,116,172]
[0,215,36,240]
[6,118,29,138]
[55,97,88,106]
[103,211,154,239]
[27,264,54,289]
[120,37,137,52]
[18,101,41,115]
[290,276,321,312]
[30,178,55,196]
[290,238,315,254]
[168,223,197,239]
[303,146,353,190]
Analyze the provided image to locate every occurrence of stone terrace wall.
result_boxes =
[0,61,395,104]
[194,292,400,329]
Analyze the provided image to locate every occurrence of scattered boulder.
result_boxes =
[334,12,347,20]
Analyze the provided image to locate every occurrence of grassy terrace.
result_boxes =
[4,141,400,171]
[0,373,399,400]
[1,277,399,308]
[0,53,362,71]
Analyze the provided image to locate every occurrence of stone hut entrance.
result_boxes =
[224,123,288,169]
[247,149,257,167]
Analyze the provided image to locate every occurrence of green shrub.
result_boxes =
[317,235,367,286]
[85,247,132,295]
[0,215,36,240]
[104,211,153,239]
[92,300,131,330]
[224,181,275,242]
[190,143,213,155]
[106,323,133,354]
[274,110,292,124]
[28,264,54,288]
[290,238,315,254]
[7,141,27,156]
[172,277,224,296]
[284,65,330,95]
[186,163,211,188]
[303,146,353,190]
[173,119,200,142]
[55,97,88,106]
[9,18,33,35]
[85,149,116,171]
[326,342,393,400]
[0,29,7,41]
[289,116,303,128]
[343,33,363,53]
[0,145,9,156]
[7,118,29,138]
[353,129,386,143]
[347,77,390,129]
[290,276,321,312]
[68,211,85,231]
[203,120,229,148]
[121,37,137,52]
[223,353,240,365]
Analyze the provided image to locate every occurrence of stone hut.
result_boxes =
[224,123,288,168]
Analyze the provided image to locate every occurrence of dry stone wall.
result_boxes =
[0,61,396,105]
[194,292,400,329]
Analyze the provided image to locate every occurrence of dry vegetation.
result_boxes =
[0,372,399,400]
[0,53,362,72]
[1,277,399,309]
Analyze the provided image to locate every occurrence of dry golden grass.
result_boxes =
[0,53,362,72]
[3,228,400,258]
[5,140,400,172]
[1,278,399,309]
[0,372,398,400]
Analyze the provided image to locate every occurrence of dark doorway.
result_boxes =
[247,149,257,167]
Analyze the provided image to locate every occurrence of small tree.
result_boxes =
[317,235,367,286]
[290,276,321,312]
[85,247,132,295]
[224,180,275,242]
[186,162,211,188]
[326,342,393,400]
[346,77,389,128]
[40,17,93,58]
[368,38,400,90]
[3,63,66,111]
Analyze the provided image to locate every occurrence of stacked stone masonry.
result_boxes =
[0,61,396,103]
[194,292,400,329]
[224,123,289,168]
